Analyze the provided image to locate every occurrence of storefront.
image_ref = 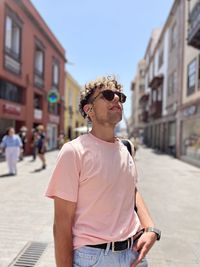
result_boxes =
[180,104,200,167]
[0,102,26,140]
[0,118,15,140]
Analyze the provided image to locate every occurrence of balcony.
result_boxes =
[139,110,148,123]
[188,1,200,49]
[148,74,163,89]
[131,81,136,91]
[149,101,162,118]
[139,93,149,104]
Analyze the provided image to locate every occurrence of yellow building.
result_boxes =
[65,72,86,140]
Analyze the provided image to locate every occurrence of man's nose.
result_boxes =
[113,93,120,102]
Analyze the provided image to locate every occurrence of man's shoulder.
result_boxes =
[65,134,90,152]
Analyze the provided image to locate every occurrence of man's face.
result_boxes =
[89,87,125,126]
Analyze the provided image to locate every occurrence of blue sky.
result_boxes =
[31,0,174,124]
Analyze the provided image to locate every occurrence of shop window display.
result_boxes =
[182,119,200,160]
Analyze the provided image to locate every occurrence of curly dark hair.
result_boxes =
[79,75,123,118]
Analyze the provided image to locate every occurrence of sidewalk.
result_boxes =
[0,151,57,267]
[0,147,200,266]
[135,146,200,266]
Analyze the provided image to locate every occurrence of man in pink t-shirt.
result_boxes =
[46,75,161,267]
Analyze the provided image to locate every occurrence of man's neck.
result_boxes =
[90,125,116,143]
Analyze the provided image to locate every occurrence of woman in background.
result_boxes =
[0,127,22,175]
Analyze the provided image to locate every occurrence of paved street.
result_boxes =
[0,146,200,267]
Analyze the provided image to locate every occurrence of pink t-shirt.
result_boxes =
[46,133,141,249]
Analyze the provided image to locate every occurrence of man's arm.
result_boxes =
[131,188,157,267]
[135,188,155,228]
[53,196,76,267]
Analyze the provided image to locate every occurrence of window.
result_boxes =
[34,42,45,88]
[52,60,59,88]
[48,102,60,115]
[139,69,145,78]
[187,59,196,96]
[139,84,145,92]
[0,79,24,104]
[35,48,44,76]
[4,10,22,74]
[34,94,42,109]
[76,95,80,113]
[170,23,176,50]
[5,16,20,59]
[168,71,176,96]
[68,90,73,116]
[158,47,164,69]
[198,55,200,90]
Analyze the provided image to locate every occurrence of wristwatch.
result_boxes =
[145,227,161,241]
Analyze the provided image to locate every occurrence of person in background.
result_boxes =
[57,133,65,150]
[0,127,22,175]
[30,128,39,161]
[18,126,28,161]
[37,125,47,169]
[46,75,161,267]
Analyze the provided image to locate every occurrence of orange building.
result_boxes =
[0,0,66,152]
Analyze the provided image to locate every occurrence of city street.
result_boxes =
[0,146,200,267]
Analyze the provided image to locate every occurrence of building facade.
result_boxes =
[130,0,200,167]
[130,60,146,140]
[65,72,86,141]
[179,0,200,166]
[0,0,66,152]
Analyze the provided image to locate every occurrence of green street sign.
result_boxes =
[47,90,60,103]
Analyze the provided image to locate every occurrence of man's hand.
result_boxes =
[131,232,157,267]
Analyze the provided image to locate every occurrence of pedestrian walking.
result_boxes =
[36,125,47,169]
[30,128,39,161]
[18,126,28,161]
[57,133,65,150]
[0,127,22,175]
[46,75,161,267]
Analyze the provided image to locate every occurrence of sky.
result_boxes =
[31,0,174,126]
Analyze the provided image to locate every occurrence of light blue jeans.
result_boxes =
[73,244,148,267]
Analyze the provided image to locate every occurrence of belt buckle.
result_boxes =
[111,241,117,252]
[111,239,130,252]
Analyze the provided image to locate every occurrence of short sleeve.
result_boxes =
[45,143,80,202]
[133,160,138,184]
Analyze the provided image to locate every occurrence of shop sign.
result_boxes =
[3,103,21,116]
[49,114,59,124]
[34,109,43,120]
[47,89,60,103]
[183,105,197,117]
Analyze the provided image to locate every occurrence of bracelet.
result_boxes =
[145,227,161,241]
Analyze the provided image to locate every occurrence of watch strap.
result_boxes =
[145,227,161,241]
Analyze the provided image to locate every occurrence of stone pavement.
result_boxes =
[0,147,200,267]
[135,147,200,267]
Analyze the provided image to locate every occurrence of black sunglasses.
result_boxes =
[91,90,126,103]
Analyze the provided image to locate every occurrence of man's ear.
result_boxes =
[83,104,93,115]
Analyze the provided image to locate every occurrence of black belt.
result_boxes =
[86,229,144,252]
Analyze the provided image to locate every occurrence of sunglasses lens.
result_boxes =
[101,90,126,103]
[118,92,126,103]
[102,90,115,101]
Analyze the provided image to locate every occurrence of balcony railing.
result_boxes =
[148,74,163,89]
[188,1,200,49]
[4,54,21,74]
[149,101,162,118]
[139,93,149,105]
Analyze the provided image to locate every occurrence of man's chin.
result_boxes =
[111,115,122,125]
